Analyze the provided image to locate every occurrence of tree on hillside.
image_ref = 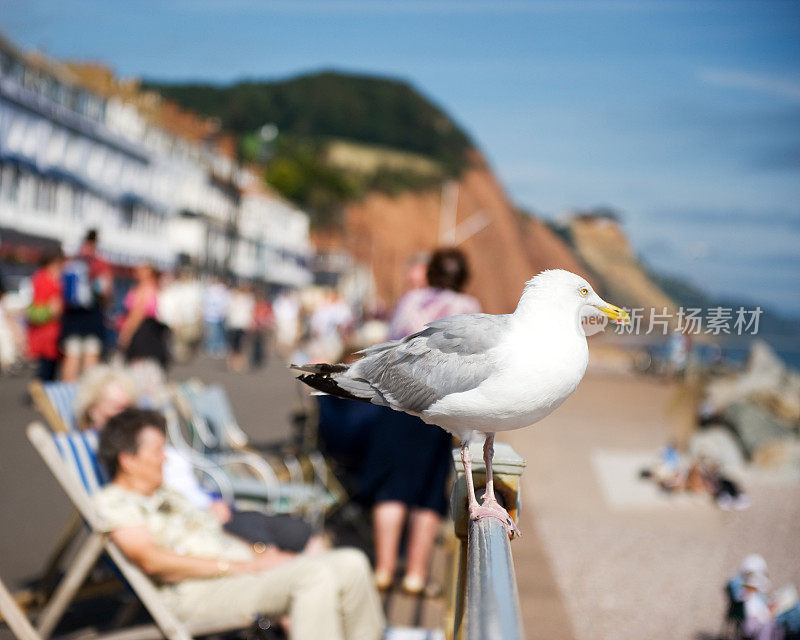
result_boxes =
[145,71,473,174]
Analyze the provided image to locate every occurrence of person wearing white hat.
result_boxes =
[726,555,794,640]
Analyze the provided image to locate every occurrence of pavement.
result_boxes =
[504,368,800,640]
[2,354,796,639]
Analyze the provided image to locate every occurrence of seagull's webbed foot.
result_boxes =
[469,497,521,539]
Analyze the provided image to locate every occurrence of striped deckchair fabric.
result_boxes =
[29,381,79,433]
[50,430,106,494]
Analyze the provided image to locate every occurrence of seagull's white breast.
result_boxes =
[420,315,588,434]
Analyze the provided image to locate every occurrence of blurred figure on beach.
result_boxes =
[308,288,353,364]
[0,270,24,373]
[27,248,64,381]
[389,247,480,340]
[158,268,203,364]
[667,329,693,378]
[642,444,750,510]
[370,247,480,593]
[94,408,385,639]
[202,277,230,358]
[250,291,274,369]
[60,229,113,382]
[726,554,800,640]
[402,251,429,293]
[118,263,170,401]
[226,281,255,372]
[273,290,300,359]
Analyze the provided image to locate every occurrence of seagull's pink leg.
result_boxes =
[460,439,481,514]
[482,433,497,503]
[468,433,521,539]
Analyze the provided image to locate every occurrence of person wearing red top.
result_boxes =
[251,294,274,369]
[28,249,65,381]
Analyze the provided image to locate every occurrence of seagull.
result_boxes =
[293,270,629,538]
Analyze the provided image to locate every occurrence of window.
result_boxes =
[35,178,56,211]
[71,188,84,218]
[0,165,21,202]
[121,199,135,228]
[54,82,71,107]
[75,91,89,117]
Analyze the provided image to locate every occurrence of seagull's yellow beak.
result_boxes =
[596,302,630,324]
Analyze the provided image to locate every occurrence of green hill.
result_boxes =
[145,71,474,226]
[144,71,473,174]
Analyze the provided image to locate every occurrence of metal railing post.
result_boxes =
[446,441,526,640]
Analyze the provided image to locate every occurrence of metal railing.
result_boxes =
[448,441,526,640]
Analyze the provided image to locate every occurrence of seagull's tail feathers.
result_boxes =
[293,363,382,405]
[290,362,349,374]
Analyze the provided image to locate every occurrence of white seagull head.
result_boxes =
[517,269,630,324]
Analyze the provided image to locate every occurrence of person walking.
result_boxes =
[202,277,229,358]
[250,293,274,369]
[225,282,255,372]
[371,247,481,593]
[60,229,113,381]
[118,264,165,363]
[27,249,64,381]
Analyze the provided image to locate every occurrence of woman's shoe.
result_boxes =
[400,574,425,596]
[375,570,393,591]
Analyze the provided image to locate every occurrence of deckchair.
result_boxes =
[161,403,292,511]
[175,383,343,521]
[0,577,39,640]
[26,381,93,606]
[23,422,265,640]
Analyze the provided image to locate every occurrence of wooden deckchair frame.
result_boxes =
[21,422,257,640]
[28,381,72,433]
[26,381,96,610]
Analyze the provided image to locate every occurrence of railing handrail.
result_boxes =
[466,517,524,640]
[449,441,526,640]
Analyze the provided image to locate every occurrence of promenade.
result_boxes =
[2,358,798,639]
[0,355,573,639]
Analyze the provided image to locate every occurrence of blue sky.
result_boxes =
[3,0,800,315]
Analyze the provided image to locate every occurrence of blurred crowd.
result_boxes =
[0,228,334,383]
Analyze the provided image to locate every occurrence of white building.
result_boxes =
[0,34,312,289]
[0,37,174,267]
[233,177,312,288]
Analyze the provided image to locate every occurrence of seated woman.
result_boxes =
[94,408,384,640]
[76,365,319,554]
[728,555,800,640]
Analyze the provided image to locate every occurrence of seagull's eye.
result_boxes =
[579,288,589,296]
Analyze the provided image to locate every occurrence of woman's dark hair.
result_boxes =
[426,247,471,292]
[98,408,166,479]
[38,247,64,268]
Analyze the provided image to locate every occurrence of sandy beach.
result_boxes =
[504,367,800,640]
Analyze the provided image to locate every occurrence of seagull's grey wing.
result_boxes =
[339,313,511,412]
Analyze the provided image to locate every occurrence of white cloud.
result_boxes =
[698,68,800,103]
